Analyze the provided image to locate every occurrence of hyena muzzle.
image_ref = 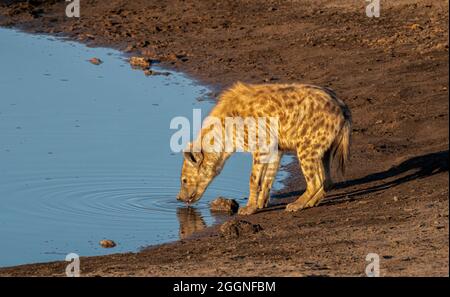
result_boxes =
[177,82,351,215]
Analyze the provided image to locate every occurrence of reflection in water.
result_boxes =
[176,207,233,239]
[177,207,206,239]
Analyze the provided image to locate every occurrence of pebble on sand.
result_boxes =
[220,220,262,239]
[99,239,116,248]
[210,197,239,214]
[410,23,424,30]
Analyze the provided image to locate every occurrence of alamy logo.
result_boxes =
[365,0,380,18]
[65,0,80,18]
[65,253,80,277]
[170,109,279,163]
[365,253,380,277]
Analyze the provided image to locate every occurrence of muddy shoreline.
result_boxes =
[0,0,448,276]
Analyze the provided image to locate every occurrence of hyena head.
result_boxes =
[177,143,226,204]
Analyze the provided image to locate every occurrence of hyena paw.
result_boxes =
[238,205,258,215]
[285,201,309,212]
[305,199,319,208]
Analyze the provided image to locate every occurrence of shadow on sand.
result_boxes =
[269,150,449,209]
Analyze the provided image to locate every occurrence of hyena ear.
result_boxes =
[184,151,204,167]
[183,143,204,167]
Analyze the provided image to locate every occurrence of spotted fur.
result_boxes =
[177,82,352,214]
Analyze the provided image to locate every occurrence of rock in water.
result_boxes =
[219,220,262,239]
[144,69,171,76]
[129,56,151,69]
[210,197,239,214]
[99,239,116,248]
[88,57,102,65]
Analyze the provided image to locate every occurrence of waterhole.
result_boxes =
[0,28,289,267]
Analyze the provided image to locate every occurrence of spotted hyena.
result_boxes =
[177,82,352,215]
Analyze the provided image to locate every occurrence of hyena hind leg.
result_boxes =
[322,148,333,191]
[286,153,327,212]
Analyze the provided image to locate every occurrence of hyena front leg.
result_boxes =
[256,152,283,209]
[286,151,327,212]
[238,153,268,215]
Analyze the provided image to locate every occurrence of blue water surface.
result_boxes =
[0,28,289,267]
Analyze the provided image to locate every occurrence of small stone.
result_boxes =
[174,53,189,62]
[140,48,159,61]
[124,44,136,52]
[88,58,102,65]
[210,197,239,214]
[220,220,262,239]
[162,53,189,63]
[263,77,278,82]
[129,56,151,69]
[164,53,178,62]
[393,196,398,202]
[99,239,116,248]
[410,24,424,30]
[144,69,171,76]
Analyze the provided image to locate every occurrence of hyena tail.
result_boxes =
[330,112,352,176]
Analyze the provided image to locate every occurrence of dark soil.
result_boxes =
[0,0,448,276]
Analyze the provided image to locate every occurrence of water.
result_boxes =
[0,28,289,267]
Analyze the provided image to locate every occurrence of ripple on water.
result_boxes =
[1,171,247,232]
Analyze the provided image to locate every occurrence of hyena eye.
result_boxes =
[182,178,187,184]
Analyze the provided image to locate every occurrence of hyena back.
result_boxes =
[177,82,352,215]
